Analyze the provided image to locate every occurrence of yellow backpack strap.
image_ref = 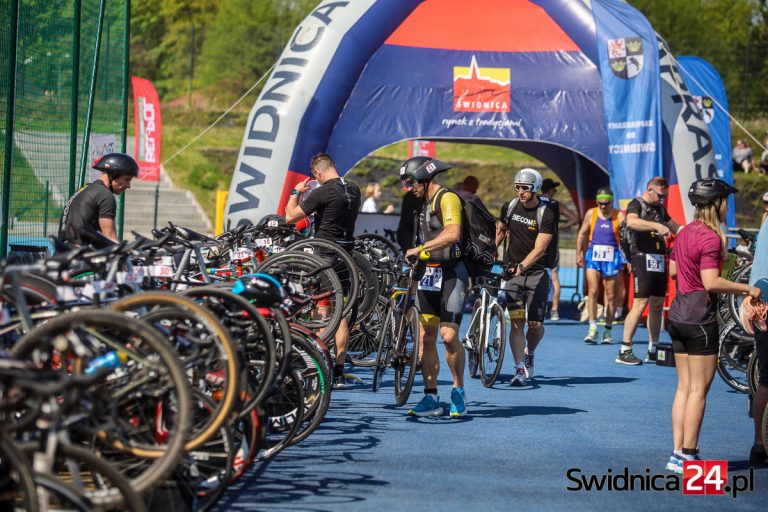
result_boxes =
[588,207,598,241]
[611,210,620,243]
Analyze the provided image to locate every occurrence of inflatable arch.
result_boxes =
[226,0,718,227]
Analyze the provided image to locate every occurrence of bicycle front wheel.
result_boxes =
[394,306,421,407]
[480,303,506,387]
[466,298,481,378]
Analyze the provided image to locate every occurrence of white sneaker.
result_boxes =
[511,367,527,387]
[550,310,560,321]
[584,327,598,344]
[524,353,534,379]
[601,329,612,344]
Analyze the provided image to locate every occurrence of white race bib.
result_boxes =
[253,238,272,248]
[418,267,443,292]
[230,247,254,261]
[645,253,665,273]
[592,244,615,262]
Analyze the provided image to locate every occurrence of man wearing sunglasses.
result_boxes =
[576,187,627,345]
[496,168,556,387]
[619,176,681,365]
[399,156,469,418]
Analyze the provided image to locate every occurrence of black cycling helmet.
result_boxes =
[256,214,287,228]
[233,273,286,306]
[93,153,140,179]
[399,156,453,184]
[687,178,737,208]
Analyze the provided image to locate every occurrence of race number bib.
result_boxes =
[592,244,614,262]
[418,267,443,292]
[645,253,665,273]
[230,247,254,261]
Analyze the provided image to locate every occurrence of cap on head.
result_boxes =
[514,168,543,193]
[399,156,452,183]
[541,178,560,192]
[93,153,139,179]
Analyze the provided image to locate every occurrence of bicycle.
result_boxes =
[463,271,507,388]
[372,262,421,407]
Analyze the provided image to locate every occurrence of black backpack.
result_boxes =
[619,197,655,258]
[433,189,497,277]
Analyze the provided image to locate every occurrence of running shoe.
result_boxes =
[597,315,607,326]
[332,373,348,390]
[645,350,658,363]
[666,452,682,474]
[550,310,560,321]
[615,349,643,366]
[510,367,527,387]
[584,327,599,344]
[524,353,535,379]
[601,329,612,344]
[449,388,468,417]
[408,394,442,417]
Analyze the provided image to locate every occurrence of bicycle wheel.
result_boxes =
[109,291,238,452]
[715,322,750,394]
[372,303,395,392]
[287,238,359,318]
[10,309,192,495]
[763,400,768,455]
[258,251,345,345]
[0,436,37,512]
[254,369,305,462]
[747,351,760,396]
[49,443,146,512]
[352,250,380,322]
[466,299,481,378]
[480,303,506,388]
[348,296,386,367]
[32,472,92,512]
[394,306,421,407]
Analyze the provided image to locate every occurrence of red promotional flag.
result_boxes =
[409,140,435,158]
[132,77,162,181]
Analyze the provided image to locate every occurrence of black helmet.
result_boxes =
[399,156,452,184]
[256,214,287,228]
[233,273,286,306]
[93,153,139,179]
[687,178,737,207]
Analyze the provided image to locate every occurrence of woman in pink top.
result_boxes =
[664,179,761,474]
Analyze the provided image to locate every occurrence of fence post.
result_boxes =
[43,181,50,238]
[69,0,81,197]
[1,0,20,258]
[77,0,108,189]
[117,0,130,241]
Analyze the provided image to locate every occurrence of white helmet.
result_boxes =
[514,168,543,193]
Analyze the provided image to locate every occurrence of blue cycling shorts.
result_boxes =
[585,245,626,278]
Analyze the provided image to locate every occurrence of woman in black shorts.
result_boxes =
[664,179,760,474]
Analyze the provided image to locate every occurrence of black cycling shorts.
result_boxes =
[631,253,668,298]
[667,321,719,356]
[502,269,551,323]
[417,261,468,326]
[755,325,768,386]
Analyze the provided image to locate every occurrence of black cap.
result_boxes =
[541,178,560,192]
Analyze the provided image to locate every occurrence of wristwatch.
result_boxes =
[289,189,302,197]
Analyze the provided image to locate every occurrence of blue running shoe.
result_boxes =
[666,453,682,474]
[408,394,442,417]
[450,387,467,417]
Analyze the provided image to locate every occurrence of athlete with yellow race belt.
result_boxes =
[400,156,469,418]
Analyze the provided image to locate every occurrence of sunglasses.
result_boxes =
[597,201,612,206]
[401,176,417,191]
[515,184,533,192]
[651,189,667,199]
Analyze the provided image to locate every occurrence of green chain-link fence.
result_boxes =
[1,0,129,258]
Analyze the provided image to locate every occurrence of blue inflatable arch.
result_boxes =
[226,0,717,227]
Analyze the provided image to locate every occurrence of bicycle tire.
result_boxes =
[372,303,395,392]
[109,291,238,452]
[480,303,507,388]
[0,436,37,512]
[352,250,380,322]
[254,369,305,461]
[257,251,345,345]
[466,299,481,378]
[348,295,387,367]
[394,306,421,407]
[747,350,760,396]
[52,443,146,512]
[763,400,768,456]
[32,472,92,512]
[10,309,192,495]
[716,322,750,394]
[287,238,360,318]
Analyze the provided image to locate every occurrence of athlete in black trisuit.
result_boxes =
[58,153,139,245]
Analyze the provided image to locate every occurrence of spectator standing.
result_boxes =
[361,182,395,213]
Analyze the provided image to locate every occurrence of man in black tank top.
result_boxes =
[285,153,361,389]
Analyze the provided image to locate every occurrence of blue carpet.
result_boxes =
[215,318,767,511]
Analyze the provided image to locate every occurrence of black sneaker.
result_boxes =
[615,349,643,366]
[645,351,658,363]
[332,374,348,390]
